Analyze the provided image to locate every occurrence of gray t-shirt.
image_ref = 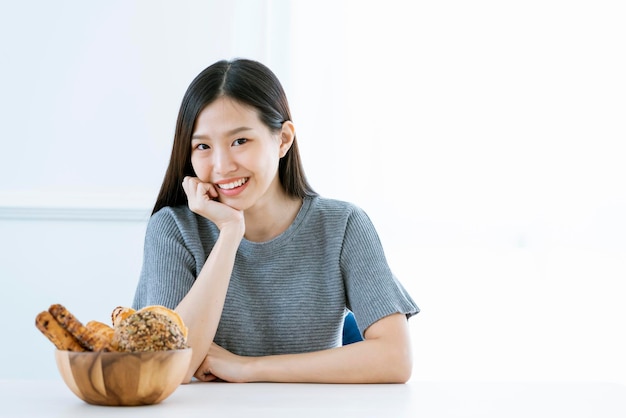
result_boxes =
[132,195,419,356]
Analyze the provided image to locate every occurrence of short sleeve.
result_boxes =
[340,206,419,334]
[131,208,198,310]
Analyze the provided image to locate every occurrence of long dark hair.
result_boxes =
[152,58,316,215]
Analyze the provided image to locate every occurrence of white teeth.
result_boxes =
[217,178,248,190]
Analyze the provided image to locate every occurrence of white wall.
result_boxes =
[0,0,290,209]
[0,215,148,379]
[287,0,626,385]
[1,0,625,385]
[0,0,292,379]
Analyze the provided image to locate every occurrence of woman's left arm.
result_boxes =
[195,313,413,383]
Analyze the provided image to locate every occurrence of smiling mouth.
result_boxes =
[217,178,249,190]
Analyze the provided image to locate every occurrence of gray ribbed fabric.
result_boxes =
[132,196,419,356]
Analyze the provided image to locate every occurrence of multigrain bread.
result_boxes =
[112,309,189,352]
[139,305,188,338]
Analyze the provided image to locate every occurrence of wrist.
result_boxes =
[220,221,245,241]
[244,356,265,382]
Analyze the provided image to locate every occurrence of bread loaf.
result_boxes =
[35,310,86,352]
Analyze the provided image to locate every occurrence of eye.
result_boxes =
[195,143,210,150]
[233,138,248,146]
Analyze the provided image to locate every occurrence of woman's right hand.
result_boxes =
[182,176,245,234]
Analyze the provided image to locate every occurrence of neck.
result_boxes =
[243,193,303,242]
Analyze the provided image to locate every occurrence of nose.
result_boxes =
[213,147,237,175]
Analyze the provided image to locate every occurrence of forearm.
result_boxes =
[176,226,243,382]
[247,314,413,383]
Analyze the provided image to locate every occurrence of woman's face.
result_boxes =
[190,96,293,211]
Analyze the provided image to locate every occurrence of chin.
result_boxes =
[219,198,248,212]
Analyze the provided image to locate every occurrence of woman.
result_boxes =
[132,58,419,383]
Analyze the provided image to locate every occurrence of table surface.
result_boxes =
[1,379,625,418]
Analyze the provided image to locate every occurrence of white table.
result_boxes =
[1,379,625,417]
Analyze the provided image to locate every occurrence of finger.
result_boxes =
[193,355,213,382]
[181,176,196,197]
[194,370,218,382]
[203,373,218,382]
[194,180,210,194]
[207,184,219,199]
[194,181,220,203]
[184,177,211,204]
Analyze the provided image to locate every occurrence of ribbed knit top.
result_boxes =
[132,196,419,356]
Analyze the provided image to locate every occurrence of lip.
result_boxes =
[214,177,249,197]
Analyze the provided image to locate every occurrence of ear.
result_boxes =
[278,121,295,158]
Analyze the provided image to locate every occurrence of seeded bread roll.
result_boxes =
[112,310,188,352]
[139,305,188,338]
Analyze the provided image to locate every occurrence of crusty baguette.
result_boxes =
[35,310,86,351]
[48,303,103,351]
[85,320,115,351]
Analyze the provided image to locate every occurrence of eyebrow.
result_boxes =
[191,126,253,140]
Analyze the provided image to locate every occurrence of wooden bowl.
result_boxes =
[55,348,192,406]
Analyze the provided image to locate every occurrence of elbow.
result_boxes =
[364,313,415,383]
[388,352,413,383]
[182,368,195,384]
[385,328,414,383]
[396,364,413,384]
[380,344,413,383]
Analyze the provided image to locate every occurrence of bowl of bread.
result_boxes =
[36,303,192,406]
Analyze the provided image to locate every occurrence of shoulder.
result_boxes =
[149,205,195,229]
[308,195,366,219]
[147,205,214,240]
[308,196,374,228]
[301,196,375,239]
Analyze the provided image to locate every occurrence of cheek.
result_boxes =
[190,155,210,181]
[255,148,280,174]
